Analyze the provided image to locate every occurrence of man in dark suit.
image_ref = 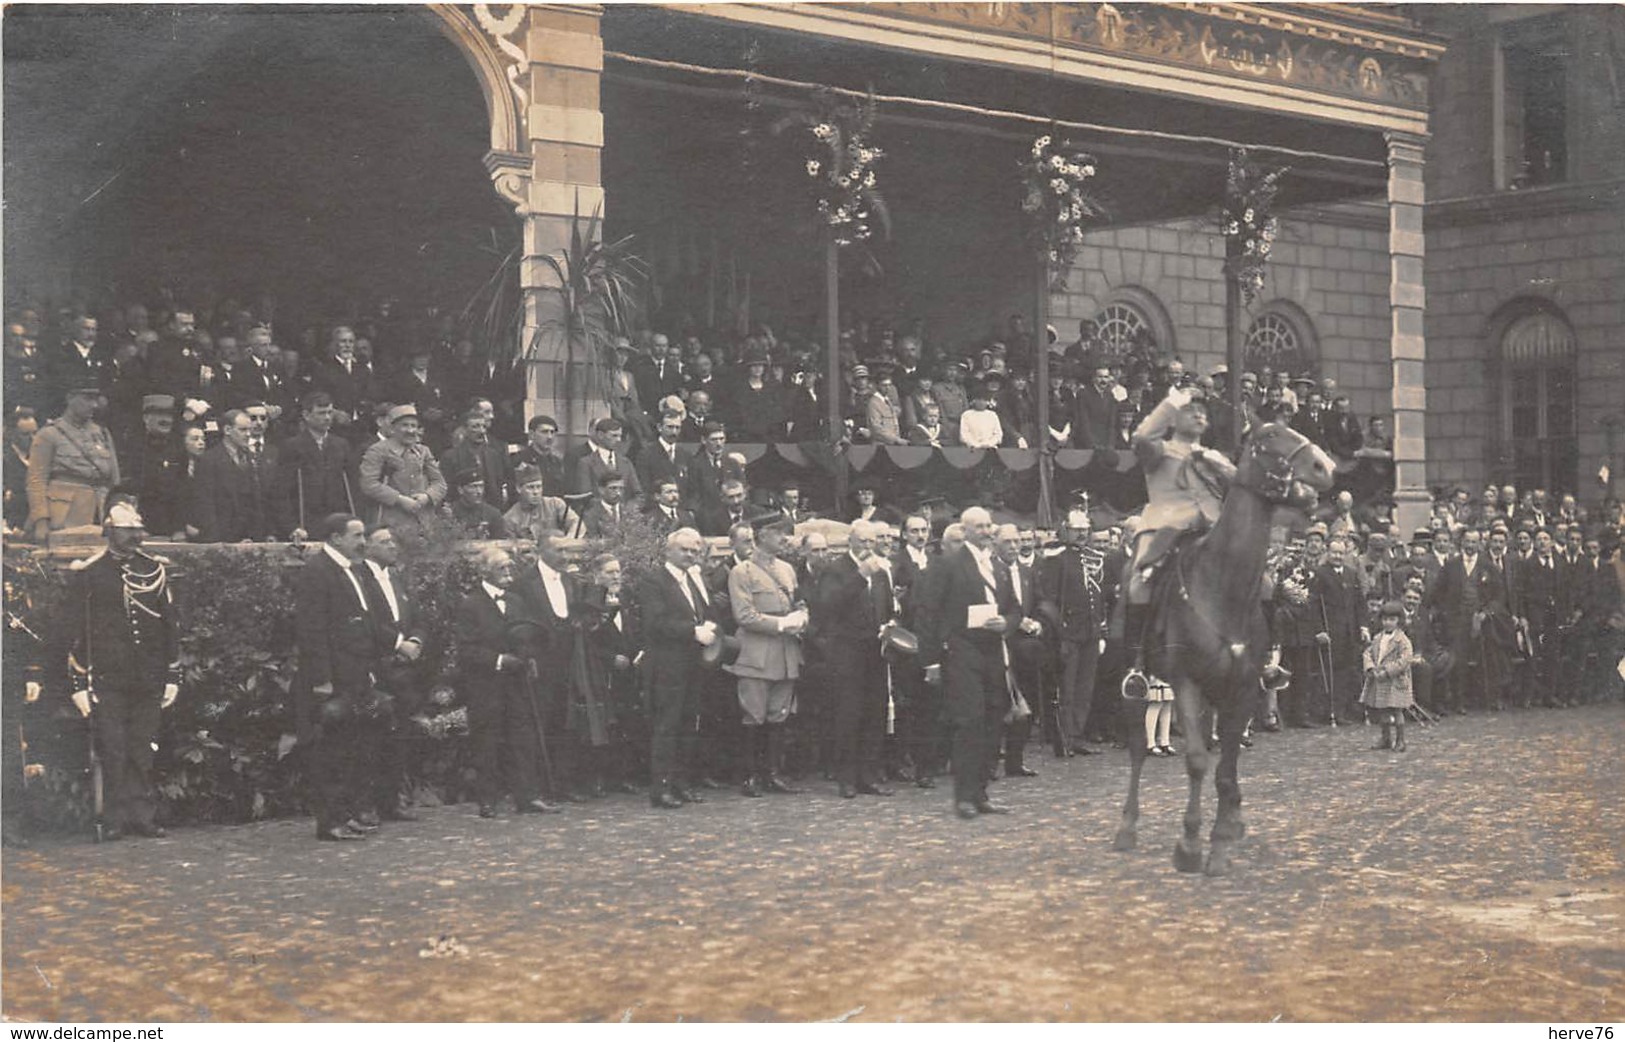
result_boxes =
[994,524,1045,780]
[357,523,427,823]
[294,514,383,841]
[1070,364,1119,450]
[581,472,631,538]
[45,312,111,417]
[891,512,937,785]
[511,414,567,496]
[699,477,751,540]
[454,547,551,817]
[1431,528,1508,713]
[509,530,579,806]
[919,507,1019,819]
[683,421,731,518]
[382,344,453,451]
[638,528,720,808]
[1519,528,1564,707]
[193,408,290,541]
[1037,506,1105,757]
[634,411,689,504]
[442,405,514,510]
[570,417,642,501]
[810,518,895,798]
[309,326,375,440]
[1311,536,1367,722]
[238,325,290,433]
[279,392,359,539]
[644,477,697,534]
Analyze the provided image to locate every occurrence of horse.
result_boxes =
[1112,422,1336,876]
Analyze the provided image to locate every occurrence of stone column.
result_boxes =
[1385,130,1430,536]
[480,4,606,438]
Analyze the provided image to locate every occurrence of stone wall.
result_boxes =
[1422,188,1625,495]
[1048,204,1395,423]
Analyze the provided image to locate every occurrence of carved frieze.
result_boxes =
[856,3,1434,109]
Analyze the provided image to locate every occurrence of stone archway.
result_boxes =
[425,4,610,435]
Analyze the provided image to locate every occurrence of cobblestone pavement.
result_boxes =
[4,703,1621,1023]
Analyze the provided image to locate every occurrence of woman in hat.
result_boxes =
[27,383,120,541]
[728,341,785,444]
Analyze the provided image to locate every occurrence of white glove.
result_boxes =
[71,690,92,718]
[184,397,211,418]
[694,626,717,647]
[161,683,179,708]
[24,681,41,703]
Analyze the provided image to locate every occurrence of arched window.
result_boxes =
[1243,303,1318,376]
[1092,302,1153,357]
[1494,304,1577,494]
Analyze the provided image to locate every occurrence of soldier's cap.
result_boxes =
[386,404,419,424]
[513,464,544,487]
[142,394,176,414]
[1304,521,1330,538]
[449,466,484,489]
[105,501,146,530]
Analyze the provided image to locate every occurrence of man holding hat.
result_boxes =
[63,501,182,838]
[27,382,120,542]
[358,404,446,533]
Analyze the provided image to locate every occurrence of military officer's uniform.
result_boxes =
[66,503,180,837]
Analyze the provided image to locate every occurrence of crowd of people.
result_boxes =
[6,295,1623,841]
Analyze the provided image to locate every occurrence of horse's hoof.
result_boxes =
[1205,849,1233,877]
[1111,829,1137,852]
[1173,843,1204,873]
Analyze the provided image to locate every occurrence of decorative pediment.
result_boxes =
[856,3,1439,109]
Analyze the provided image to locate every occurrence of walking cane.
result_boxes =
[1318,594,1338,728]
[520,658,556,795]
[342,471,357,517]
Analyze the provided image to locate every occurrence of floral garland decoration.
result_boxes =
[1020,134,1106,288]
[773,91,891,249]
[1221,148,1289,304]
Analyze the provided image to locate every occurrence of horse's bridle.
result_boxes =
[1240,435,1314,504]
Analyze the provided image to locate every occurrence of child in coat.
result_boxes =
[1361,600,1415,752]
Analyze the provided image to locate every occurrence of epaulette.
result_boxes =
[1042,546,1067,558]
[138,550,172,566]
[66,548,107,572]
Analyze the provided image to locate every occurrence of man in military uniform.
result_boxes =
[65,502,181,839]
[27,383,121,543]
[358,404,446,535]
[1121,384,1236,686]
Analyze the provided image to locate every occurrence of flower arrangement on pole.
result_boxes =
[1020,134,1106,289]
[1221,148,1289,304]
[773,90,891,249]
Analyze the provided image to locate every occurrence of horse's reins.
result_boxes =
[1166,435,1311,669]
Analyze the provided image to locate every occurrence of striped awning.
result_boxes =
[1501,312,1575,364]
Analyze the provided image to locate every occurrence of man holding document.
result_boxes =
[919,506,1021,819]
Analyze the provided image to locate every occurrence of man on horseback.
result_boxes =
[1121,384,1237,694]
